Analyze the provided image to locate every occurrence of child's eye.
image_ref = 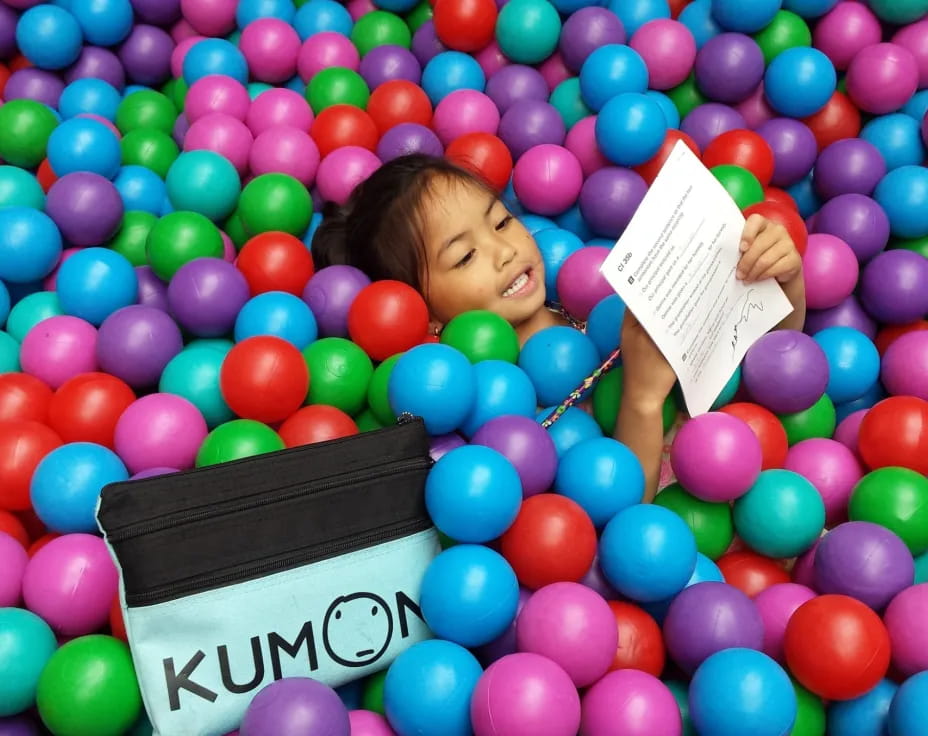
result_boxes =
[496,215,513,231]
[455,249,476,268]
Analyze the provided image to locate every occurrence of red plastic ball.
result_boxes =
[36,158,57,193]
[15,509,45,544]
[634,129,700,185]
[445,132,512,192]
[279,405,359,447]
[0,421,62,512]
[0,373,53,423]
[785,594,891,701]
[668,0,689,17]
[433,0,498,52]
[500,494,597,590]
[719,401,788,470]
[717,550,790,598]
[802,91,862,151]
[220,336,310,423]
[607,600,665,677]
[28,532,59,557]
[110,596,127,641]
[858,396,928,475]
[703,130,776,187]
[0,64,9,99]
[0,510,29,548]
[763,187,797,210]
[743,199,808,257]
[9,55,30,73]
[311,104,379,158]
[875,320,928,355]
[367,80,433,134]
[348,280,430,362]
[237,231,316,296]
[47,372,136,449]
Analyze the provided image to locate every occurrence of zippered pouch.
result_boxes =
[96,416,439,736]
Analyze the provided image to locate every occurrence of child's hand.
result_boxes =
[620,311,677,411]
[737,214,802,285]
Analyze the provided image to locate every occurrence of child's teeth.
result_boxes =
[504,273,528,297]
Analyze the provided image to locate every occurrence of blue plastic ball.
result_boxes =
[159,344,234,428]
[519,325,600,406]
[537,404,603,457]
[519,214,558,235]
[0,282,9,329]
[827,678,897,736]
[782,0,838,17]
[59,79,121,121]
[647,89,681,128]
[294,0,353,39]
[0,607,57,717]
[236,0,296,26]
[460,360,537,437]
[426,445,523,543]
[419,544,520,647]
[679,0,722,49]
[812,326,880,405]
[0,166,45,211]
[384,640,483,736]
[554,203,594,241]
[579,44,649,112]
[586,294,626,361]
[0,208,63,285]
[183,39,249,86]
[834,380,886,425]
[114,165,168,215]
[56,247,138,326]
[786,172,821,219]
[888,671,928,736]
[123,85,149,98]
[166,150,241,223]
[6,292,63,343]
[599,503,698,602]
[902,89,928,123]
[710,0,781,32]
[608,0,671,36]
[690,648,797,736]
[873,165,928,239]
[30,442,129,533]
[303,211,323,249]
[533,227,584,301]
[764,47,836,119]
[234,291,318,349]
[15,5,83,70]
[555,436,644,527]
[496,0,563,65]
[372,0,420,10]
[47,117,122,180]
[0,331,18,373]
[389,343,477,435]
[421,51,486,105]
[712,365,741,409]
[502,178,524,216]
[596,92,668,166]
[861,114,926,172]
[70,0,133,46]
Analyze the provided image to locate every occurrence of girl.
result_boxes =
[313,155,806,501]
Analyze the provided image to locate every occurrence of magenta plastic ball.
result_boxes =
[44,247,81,291]
[167,257,249,337]
[565,115,609,178]
[680,103,747,150]
[184,112,253,175]
[559,7,626,74]
[297,31,360,82]
[470,413,557,497]
[119,24,174,86]
[2,68,65,107]
[240,18,301,84]
[359,44,421,88]
[136,265,170,312]
[812,192,890,264]
[784,438,863,526]
[375,122,443,160]
[814,138,886,200]
[114,393,208,474]
[538,51,571,92]
[432,90,500,146]
[756,117,818,188]
[485,64,549,114]
[316,146,381,206]
[171,19,200,43]
[734,82,776,130]
[170,35,206,79]
[474,40,508,78]
[180,0,237,37]
[581,669,682,736]
[846,42,919,115]
[630,19,696,91]
[96,305,184,388]
[804,295,878,341]
[21,533,118,636]
[882,330,928,400]
[833,408,866,458]
[20,316,98,389]
[801,233,860,310]
[578,165,647,239]
[64,46,126,90]
[670,412,762,502]
[470,653,581,736]
[812,1,882,71]
[348,711,394,736]
[130,466,179,480]
[428,433,466,462]
[515,582,617,687]
[347,0,375,20]
[893,20,928,90]
[0,532,28,607]
[695,32,765,104]
[742,330,829,414]
[860,249,928,324]
[46,172,124,247]
[302,265,371,338]
[499,100,567,160]
[555,246,612,322]
[249,125,321,186]
[512,144,582,216]
[185,74,250,123]
[753,582,817,663]
[884,583,928,677]
[791,541,818,588]
[246,88,314,136]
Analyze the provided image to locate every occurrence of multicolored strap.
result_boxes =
[540,345,622,428]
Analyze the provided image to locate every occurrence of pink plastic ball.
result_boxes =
[171,18,199,44]
[791,540,818,588]
[0,531,28,607]
[432,90,500,146]
[20,316,99,390]
[555,246,612,322]
[538,51,571,93]
[297,32,360,83]
[884,583,928,677]
[348,711,395,736]
[629,19,696,91]
[185,74,251,123]
[74,113,121,139]
[846,42,919,115]
[812,1,882,71]
[221,231,236,262]
[753,582,817,663]
[581,670,682,736]
[564,116,608,178]
[471,653,581,736]
[246,88,314,136]
[881,330,928,400]
[171,35,206,79]
[893,20,928,91]
[833,408,866,460]
[240,18,301,84]
[114,393,208,474]
[512,144,583,216]
[184,112,254,175]
[802,233,860,311]
[316,146,381,206]
[784,438,863,527]
[475,40,509,78]
[734,83,775,130]
[21,533,118,637]
[43,247,82,291]
[515,582,617,688]
[347,0,376,21]
[180,0,237,37]
[249,126,321,186]
[670,412,763,502]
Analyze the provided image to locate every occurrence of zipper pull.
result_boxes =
[397,412,418,425]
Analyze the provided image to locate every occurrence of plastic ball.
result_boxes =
[46,372,135,450]
[695,33,764,104]
[861,113,925,173]
[754,118,817,190]
[596,92,667,166]
[196,418,284,466]
[578,43,648,112]
[461,360,536,436]
[114,393,207,474]
[0,373,53,425]
[121,129,179,179]
[653,483,733,560]
[0,166,45,213]
[239,678,348,736]
[577,165,647,240]
[703,129,775,186]
[827,679,896,736]
[240,173,313,238]
[96,305,184,389]
[183,112,253,175]
[166,258,248,338]
[471,414,558,497]
[0,99,58,169]
[846,43,918,116]
[182,37,248,86]
[165,150,241,223]
[46,118,121,180]
[882,583,928,679]
[0,420,59,513]
[0,607,57,718]
[495,0,561,65]
[46,171,124,248]
[581,669,681,736]
[782,437,862,526]
[510,144,581,215]
[185,75,250,124]
[518,325,598,407]
[55,248,138,327]
[753,582,817,663]
[278,404,358,447]
[438,311,518,365]
[159,345,232,429]
[888,671,928,736]
[882,330,928,400]
[0,208,62,285]
[302,266,370,339]
[629,19,695,91]
[742,330,828,414]
[849,465,928,555]
[246,88,314,135]
[220,336,308,423]
[302,337,372,414]
[710,0,781,32]
[432,0,497,52]
[812,193,889,264]
[316,146,381,206]
[15,4,83,70]
[499,100,566,160]
[239,18,300,84]
[860,249,928,325]
[764,47,835,119]
[19,314,100,391]
[801,233,858,310]
[711,164,764,208]
[874,165,928,240]
[146,211,223,282]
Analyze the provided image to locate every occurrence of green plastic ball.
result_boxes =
[160,346,234,428]
[0,99,59,169]
[667,74,706,120]
[0,165,45,210]
[367,353,401,426]
[891,234,928,259]
[307,67,371,113]
[550,77,592,130]
[303,337,375,415]
[778,394,835,445]
[865,0,928,24]
[108,211,158,267]
[166,150,241,223]
[224,209,249,249]
[0,607,57,717]
[163,77,188,113]
[116,90,177,134]
[753,11,811,66]
[440,310,520,364]
[711,165,765,209]
[592,367,678,436]
[438,530,457,549]
[196,419,286,466]
[654,483,734,560]
[664,680,696,736]
[36,635,142,736]
[849,467,928,555]
[120,129,180,179]
[496,0,562,64]
[406,0,433,32]
[790,679,825,736]
[146,211,224,281]
[361,669,387,714]
[0,331,19,373]
[238,173,312,237]
[351,10,412,55]
[6,291,63,342]
[355,408,385,432]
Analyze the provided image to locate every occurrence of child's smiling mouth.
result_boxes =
[502,267,537,298]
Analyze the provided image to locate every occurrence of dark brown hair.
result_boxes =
[312,154,495,292]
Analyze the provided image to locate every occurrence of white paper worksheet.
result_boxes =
[600,141,794,417]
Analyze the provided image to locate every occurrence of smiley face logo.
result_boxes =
[322,592,394,668]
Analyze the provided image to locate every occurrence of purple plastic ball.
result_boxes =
[2,69,65,107]
[46,173,124,247]
[814,138,886,200]
[0,716,39,736]
[0,4,17,60]
[64,46,126,90]
[411,20,446,68]
[498,99,566,160]
[578,166,648,239]
[579,554,620,600]
[559,7,626,74]
[429,432,466,461]
[97,304,184,388]
[301,265,371,337]
[130,0,182,27]
[471,414,558,497]
[485,64,549,115]
[240,678,349,736]
[859,249,928,324]
[756,118,818,188]
[173,113,190,147]
[743,330,830,414]
[375,122,443,161]
[804,295,878,341]
[680,103,746,150]
[695,33,765,104]
[812,193,890,264]
[119,24,175,86]
[167,257,250,337]
[136,266,169,312]
[359,45,421,89]
[475,587,531,666]
[130,466,179,480]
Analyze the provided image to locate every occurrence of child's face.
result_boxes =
[419,177,546,328]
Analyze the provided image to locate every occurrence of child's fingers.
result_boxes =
[752,254,799,283]
[743,240,792,282]
[740,214,768,251]
[736,227,780,277]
